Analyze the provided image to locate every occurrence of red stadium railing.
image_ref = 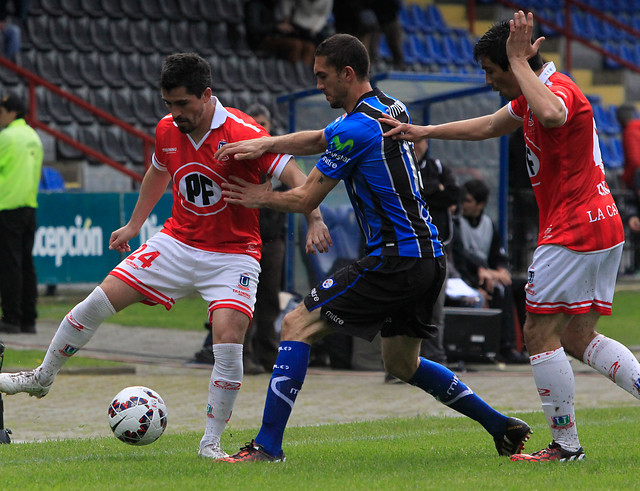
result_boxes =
[0,56,149,183]
[467,0,640,75]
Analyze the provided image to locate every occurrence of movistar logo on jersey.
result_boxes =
[330,136,354,153]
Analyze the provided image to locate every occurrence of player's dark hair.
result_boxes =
[616,103,638,127]
[462,179,490,204]
[246,103,271,122]
[474,19,543,72]
[315,34,370,80]
[160,53,211,98]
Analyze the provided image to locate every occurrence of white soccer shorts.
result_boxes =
[525,243,623,315]
[109,232,260,321]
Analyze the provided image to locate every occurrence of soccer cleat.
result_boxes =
[510,441,585,462]
[198,443,229,460]
[0,370,52,398]
[220,440,285,462]
[494,417,532,456]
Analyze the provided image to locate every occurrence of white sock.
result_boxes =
[530,347,581,452]
[37,287,116,385]
[200,343,243,450]
[583,334,640,400]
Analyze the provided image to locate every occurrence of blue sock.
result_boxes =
[409,357,507,436]
[255,340,310,456]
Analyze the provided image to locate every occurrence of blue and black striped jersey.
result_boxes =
[317,88,443,258]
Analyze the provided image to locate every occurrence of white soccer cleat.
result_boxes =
[198,443,229,460]
[0,370,52,398]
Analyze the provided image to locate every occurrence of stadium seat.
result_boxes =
[442,35,465,66]
[232,90,253,112]
[49,17,75,53]
[99,53,126,89]
[111,89,138,126]
[209,22,235,58]
[139,0,163,20]
[218,0,244,25]
[77,125,101,162]
[54,123,85,161]
[100,127,128,163]
[68,87,97,126]
[189,21,216,56]
[77,53,105,89]
[140,53,162,88]
[35,51,64,86]
[43,91,75,126]
[150,20,181,55]
[131,88,162,128]
[40,0,63,16]
[57,52,85,89]
[69,18,93,53]
[100,0,124,18]
[89,18,116,54]
[399,6,418,34]
[239,55,269,93]
[197,0,219,22]
[159,0,181,18]
[178,0,202,21]
[228,23,253,58]
[424,36,451,66]
[39,166,66,191]
[60,0,83,17]
[169,21,195,53]
[425,5,450,34]
[118,0,142,20]
[109,19,136,54]
[119,53,149,90]
[80,0,105,18]
[122,130,147,166]
[130,19,156,55]
[88,87,114,123]
[26,16,53,52]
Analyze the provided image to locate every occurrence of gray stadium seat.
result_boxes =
[178,0,201,21]
[55,122,85,160]
[78,53,105,89]
[108,19,136,54]
[89,18,116,54]
[60,0,83,17]
[80,0,105,18]
[150,19,180,55]
[139,0,163,20]
[68,87,97,126]
[99,53,126,89]
[100,127,128,163]
[41,0,63,16]
[130,19,155,55]
[69,18,93,53]
[103,0,126,19]
[27,16,53,52]
[120,53,149,90]
[49,17,74,53]
[35,51,64,86]
[111,88,138,126]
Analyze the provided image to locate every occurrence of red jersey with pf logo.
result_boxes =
[508,62,624,252]
[153,98,291,260]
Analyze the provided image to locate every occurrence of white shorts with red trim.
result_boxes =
[525,243,623,315]
[109,232,260,321]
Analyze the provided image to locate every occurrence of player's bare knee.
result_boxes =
[383,356,417,382]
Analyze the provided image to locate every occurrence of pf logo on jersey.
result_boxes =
[175,162,227,216]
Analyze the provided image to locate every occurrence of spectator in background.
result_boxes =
[450,179,527,364]
[616,103,640,191]
[0,0,25,63]
[616,103,640,274]
[245,0,333,68]
[0,93,43,334]
[334,0,404,70]
[414,139,459,365]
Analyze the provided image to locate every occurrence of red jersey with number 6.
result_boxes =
[152,98,291,261]
[508,62,624,252]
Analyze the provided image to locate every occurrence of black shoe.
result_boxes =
[21,324,36,334]
[243,357,266,375]
[0,321,20,334]
[193,346,214,365]
[494,417,532,456]
[500,349,529,364]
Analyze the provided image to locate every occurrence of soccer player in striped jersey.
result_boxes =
[216,33,531,463]
[381,11,640,462]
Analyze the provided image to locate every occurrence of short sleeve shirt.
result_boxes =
[508,63,624,252]
[153,98,291,260]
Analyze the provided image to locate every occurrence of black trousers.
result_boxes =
[244,237,285,369]
[0,207,38,326]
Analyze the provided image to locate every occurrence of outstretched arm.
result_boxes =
[507,10,565,128]
[215,130,327,161]
[379,105,520,142]
[109,166,171,253]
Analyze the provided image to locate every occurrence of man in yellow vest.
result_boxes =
[0,94,44,334]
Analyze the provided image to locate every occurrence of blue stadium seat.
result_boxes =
[399,6,418,34]
[424,36,451,66]
[425,5,449,34]
[39,167,66,191]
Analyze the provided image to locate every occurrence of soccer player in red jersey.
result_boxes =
[0,53,331,459]
[380,11,640,461]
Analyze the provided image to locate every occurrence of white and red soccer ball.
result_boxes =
[108,386,168,445]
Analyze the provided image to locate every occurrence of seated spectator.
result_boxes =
[245,0,333,67]
[450,179,528,364]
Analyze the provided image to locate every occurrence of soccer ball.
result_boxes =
[108,386,168,445]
